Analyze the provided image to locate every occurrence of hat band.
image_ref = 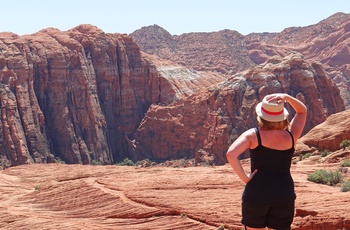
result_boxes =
[262,107,284,115]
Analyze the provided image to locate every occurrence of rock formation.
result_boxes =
[130,12,350,109]
[0,25,226,166]
[0,25,165,165]
[298,109,350,153]
[131,26,252,75]
[132,53,344,164]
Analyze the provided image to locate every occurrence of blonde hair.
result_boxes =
[257,116,290,130]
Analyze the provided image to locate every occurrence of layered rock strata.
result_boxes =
[132,53,344,164]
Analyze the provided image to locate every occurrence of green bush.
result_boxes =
[340,139,350,150]
[307,169,343,186]
[116,158,135,166]
[0,156,11,169]
[55,157,66,164]
[341,180,350,192]
[135,158,155,167]
[91,160,102,165]
[320,150,329,157]
[340,159,350,167]
[299,153,312,161]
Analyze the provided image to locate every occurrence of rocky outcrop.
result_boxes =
[130,13,350,108]
[298,109,350,153]
[132,53,344,164]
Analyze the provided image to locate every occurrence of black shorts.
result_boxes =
[242,199,295,230]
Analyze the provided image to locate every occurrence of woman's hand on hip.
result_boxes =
[245,169,258,184]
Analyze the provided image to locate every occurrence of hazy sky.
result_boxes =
[1,0,350,36]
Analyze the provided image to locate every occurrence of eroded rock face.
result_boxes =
[0,25,228,166]
[131,26,253,75]
[132,53,344,164]
[130,13,350,109]
[0,26,164,165]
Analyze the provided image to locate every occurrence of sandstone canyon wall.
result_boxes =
[0,25,164,165]
[0,25,227,166]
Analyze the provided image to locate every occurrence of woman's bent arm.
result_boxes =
[226,129,257,184]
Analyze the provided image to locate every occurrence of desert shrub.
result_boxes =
[116,158,135,166]
[341,180,350,192]
[307,169,343,186]
[340,159,350,167]
[91,160,102,165]
[135,159,156,167]
[340,139,350,150]
[55,157,66,164]
[299,153,311,161]
[0,156,11,169]
[320,150,329,157]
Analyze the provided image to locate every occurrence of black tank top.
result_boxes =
[242,128,296,203]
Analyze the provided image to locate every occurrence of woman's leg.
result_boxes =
[242,201,269,229]
[266,200,294,230]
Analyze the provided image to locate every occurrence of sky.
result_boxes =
[1,0,350,36]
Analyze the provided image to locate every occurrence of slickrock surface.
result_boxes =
[0,161,349,230]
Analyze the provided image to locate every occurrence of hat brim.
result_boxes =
[255,102,289,122]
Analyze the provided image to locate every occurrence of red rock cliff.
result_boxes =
[0,25,166,165]
[0,25,227,166]
[132,53,344,164]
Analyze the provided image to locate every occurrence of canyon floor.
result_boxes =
[0,158,349,230]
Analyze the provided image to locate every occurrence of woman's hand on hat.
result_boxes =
[266,93,288,104]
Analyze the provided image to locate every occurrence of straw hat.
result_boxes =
[255,96,289,122]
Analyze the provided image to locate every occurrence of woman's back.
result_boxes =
[243,128,296,203]
[250,128,295,150]
[250,128,294,172]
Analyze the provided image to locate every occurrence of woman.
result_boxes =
[226,93,307,230]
